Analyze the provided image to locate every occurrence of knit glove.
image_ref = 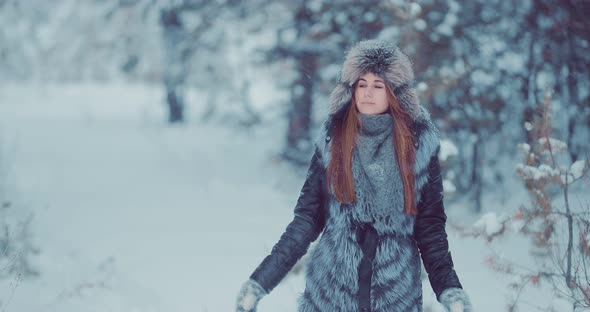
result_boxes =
[439,287,473,312]
[236,278,268,312]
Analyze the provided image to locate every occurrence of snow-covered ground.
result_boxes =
[0,84,586,312]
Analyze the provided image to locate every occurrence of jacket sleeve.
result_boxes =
[249,147,327,293]
[414,146,463,301]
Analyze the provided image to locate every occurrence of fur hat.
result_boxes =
[329,39,425,122]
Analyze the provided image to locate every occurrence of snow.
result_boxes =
[524,121,533,131]
[570,160,586,179]
[413,19,427,31]
[416,81,428,92]
[0,84,588,312]
[471,69,496,86]
[363,12,377,23]
[307,0,322,13]
[536,71,555,91]
[436,1,459,37]
[439,139,458,162]
[0,83,292,312]
[560,172,575,185]
[538,137,568,153]
[335,12,347,25]
[517,142,530,154]
[389,0,406,7]
[515,163,559,180]
[473,212,507,237]
[538,164,559,176]
[377,26,400,41]
[408,3,422,17]
[510,218,525,232]
[497,51,526,74]
[442,179,456,193]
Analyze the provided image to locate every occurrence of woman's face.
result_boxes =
[354,72,389,115]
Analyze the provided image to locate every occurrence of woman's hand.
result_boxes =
[236,279,267,312]
[440,287,473,312]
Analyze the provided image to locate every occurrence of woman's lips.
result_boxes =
[361,102,375,105]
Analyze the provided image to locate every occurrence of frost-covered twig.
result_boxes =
[473,89,590,310]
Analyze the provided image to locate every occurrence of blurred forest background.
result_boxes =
[1,1,590,311]
[2,0,588,212]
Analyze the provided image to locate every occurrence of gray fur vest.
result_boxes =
[297,106,441,312]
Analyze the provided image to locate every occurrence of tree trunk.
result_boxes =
[160,7,188,124]
[284,51,317,165]
[167,88,184,123]
[471,135,483,213]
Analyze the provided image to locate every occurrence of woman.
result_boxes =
[235,40,473,312]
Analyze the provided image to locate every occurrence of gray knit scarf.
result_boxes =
[345,112,414,235]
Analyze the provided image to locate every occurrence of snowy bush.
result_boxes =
[468,90,590,311]
[0,140,40,281]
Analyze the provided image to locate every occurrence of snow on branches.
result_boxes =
[466,90,590,310]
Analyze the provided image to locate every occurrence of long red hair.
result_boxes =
[326,81,418,215]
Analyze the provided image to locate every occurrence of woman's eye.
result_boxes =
[359,84,367,88]
[375,85,383,89]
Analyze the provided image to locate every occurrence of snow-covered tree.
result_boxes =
[267,0,425,164]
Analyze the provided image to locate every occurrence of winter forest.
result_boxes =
[0,0,589,311]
